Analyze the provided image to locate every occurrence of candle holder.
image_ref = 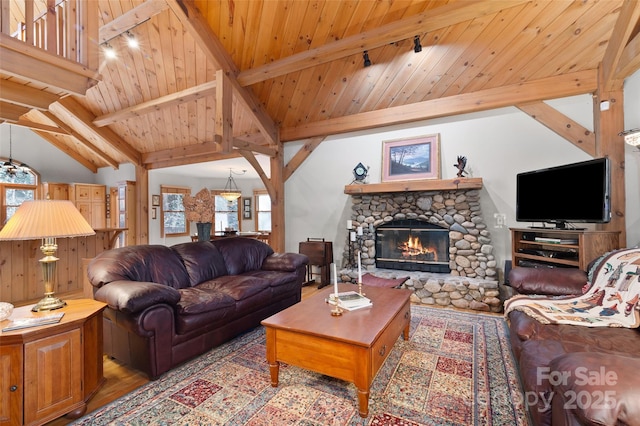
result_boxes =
[330,303,343,316]
[357,281,365,296]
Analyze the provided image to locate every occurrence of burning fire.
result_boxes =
[398,236,437,261]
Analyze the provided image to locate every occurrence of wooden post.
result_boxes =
[135,166,149,245]
[270,149,285,252]
[594,67,626,247]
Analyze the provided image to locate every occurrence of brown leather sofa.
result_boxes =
[507,256,640,426]
[87,237,308,379]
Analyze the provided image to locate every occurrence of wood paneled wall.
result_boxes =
[0,231,114,304]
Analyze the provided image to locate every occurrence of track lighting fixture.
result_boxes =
[363,51,371,67]
[126,31,139,48]
[103,43,116,59]
[413,35,422,53]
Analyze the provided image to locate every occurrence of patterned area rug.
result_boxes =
[72,305,529,425]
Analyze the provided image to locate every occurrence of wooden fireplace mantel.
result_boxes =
[344,177,483,194]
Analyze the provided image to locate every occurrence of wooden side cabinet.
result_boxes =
[0,300,106,426]
[511,228,620,270]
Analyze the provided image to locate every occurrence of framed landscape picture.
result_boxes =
[382,134,440,182]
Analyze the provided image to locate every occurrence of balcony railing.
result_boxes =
[1,0,98,71]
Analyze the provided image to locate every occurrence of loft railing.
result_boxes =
[0,0,98,71]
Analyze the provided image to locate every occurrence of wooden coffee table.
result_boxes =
[261,284,412,417]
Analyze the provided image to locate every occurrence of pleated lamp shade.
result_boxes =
[0,200,95,240]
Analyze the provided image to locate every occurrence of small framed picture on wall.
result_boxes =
[152,195,160,206]
[242,197,252,219]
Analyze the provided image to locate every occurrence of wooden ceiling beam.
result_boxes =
[0,79,59,110]
[93,80,217,127]
[237,0,529,87]
[284,137,325,181]
[215,69,233,153]
[41,111,120,169]
[601,0,640,91]
[54,97,142,166]
[31,129,99,173]
[238,149,275,199]
[517,102,596,157]
[0,101,30,122]
[232,140,277,157]
[99,0,169,44]
[0,34,99,96]
[615,30,640,82]
[142,140,222,165]
[13,119,68,135]
[144,149,241,170]
[166,0,279,146]
[281,70,598,142]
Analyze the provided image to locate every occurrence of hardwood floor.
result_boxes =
[44,284,324,425]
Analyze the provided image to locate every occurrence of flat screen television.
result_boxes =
[516,157,611,229]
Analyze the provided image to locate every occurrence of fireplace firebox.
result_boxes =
[375,219,450,273]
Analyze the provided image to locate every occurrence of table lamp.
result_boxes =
[0,200,95,312]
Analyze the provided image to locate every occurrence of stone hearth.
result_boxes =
[338,268,502,313]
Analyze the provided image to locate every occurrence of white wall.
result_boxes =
[0,124,96,184]
[624,72,640,248]
[284,69,640,276]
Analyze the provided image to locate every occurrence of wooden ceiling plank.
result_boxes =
[601,0,640,91]
[237,0,529,87]
[167,0,278,145]
[0,79,60,110]
[99,0,169,44]
[55,96,142,166]
[144,148,241,170]
[517,102,596,156]
[32,129,98,173]
[13,119,68,135]
[0,101,30,122]
[93,80,217,127]
[281,69,598,142]
[41,110,120,169]
[526,3,619,82]
[143,140,222,164]
[615,31,640,80]
[283,136,325,181]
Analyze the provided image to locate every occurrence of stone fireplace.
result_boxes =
[342,187,496,279]
[340,183,501,312]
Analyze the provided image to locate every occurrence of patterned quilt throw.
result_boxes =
[504,248,640,328]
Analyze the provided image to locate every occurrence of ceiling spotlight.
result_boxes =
[363,51,371,67]
[413,35,422,53]
[103,43,116,59]
[126,31,139,49]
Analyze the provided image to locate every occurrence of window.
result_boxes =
[160,186,190,237]
[0,165,37,226]
[255,190,271,232]
[213,194,239,232]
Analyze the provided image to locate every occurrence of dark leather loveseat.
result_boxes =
[506,249,640,426]
[87,237,308,379]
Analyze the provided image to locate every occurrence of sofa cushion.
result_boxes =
[242,270,300,288]
[197,275,271,300]
[176,287,236,315]
[549,352,640,426]
[171,241,228,286]
[95,281,181,314]
[261,252,308,272]
[211,237,274,275]
[88,245,190,289]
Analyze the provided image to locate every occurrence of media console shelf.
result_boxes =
[511,228,620,270]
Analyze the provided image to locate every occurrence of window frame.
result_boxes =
[211,190,241,233]
[160,185,191,238]
[254,190,271,233]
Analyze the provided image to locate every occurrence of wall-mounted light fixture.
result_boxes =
[619,128,640,148]
[413,35,422,53]
[363,51,371,67]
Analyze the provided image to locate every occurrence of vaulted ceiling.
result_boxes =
[1,0,639,176]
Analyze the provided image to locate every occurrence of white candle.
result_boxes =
[357,226,363,236]
[347,220,353,229]
[350,231,356,242]
[357,252,362,283]
[333,263,338,296]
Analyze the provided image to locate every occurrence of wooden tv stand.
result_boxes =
[511,227,620,270]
